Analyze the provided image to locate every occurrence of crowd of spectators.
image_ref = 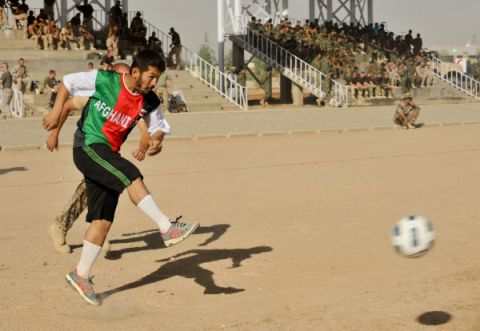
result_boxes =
[248,17,433,100]
[1,0,182,66]
[0,0,186,117]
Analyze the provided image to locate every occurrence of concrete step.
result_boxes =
[6,60,101,82]
[186,102,239,112]
[0,38,34,49]
[166,69,241,112]
[0,48,93,61]
[0,28,26,40]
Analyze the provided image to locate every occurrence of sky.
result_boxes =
[26,0,480,52]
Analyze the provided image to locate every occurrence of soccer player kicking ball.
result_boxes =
[43,50,199,306]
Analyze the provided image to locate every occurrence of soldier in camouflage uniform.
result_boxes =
[406,59,417,91]
[397,62,409,93]
[260,66,272,106]
[237,65,247,87]
[394,93,421,129]
[48,181,88,253]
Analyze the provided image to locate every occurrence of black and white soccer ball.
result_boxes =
[391,215,435,257]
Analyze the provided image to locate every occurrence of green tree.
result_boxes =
[197,44,218,65]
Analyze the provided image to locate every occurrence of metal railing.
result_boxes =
[143,19,248,110]
[429,56,480,100]
[232,28,348,107]
[0,88,24,118]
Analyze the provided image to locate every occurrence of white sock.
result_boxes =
[76,240,102,278]
[137,194,172,234]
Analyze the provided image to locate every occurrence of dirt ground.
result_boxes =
[2,126,480,330]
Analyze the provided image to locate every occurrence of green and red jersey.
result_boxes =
[63,69,170,153]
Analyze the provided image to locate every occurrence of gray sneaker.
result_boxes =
[161,217,199,247]
[65,269,101,306]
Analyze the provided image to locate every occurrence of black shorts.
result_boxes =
[73,144,142,222]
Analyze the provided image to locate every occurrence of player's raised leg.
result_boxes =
[129,177,199,247]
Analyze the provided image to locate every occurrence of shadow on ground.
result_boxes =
[100,246,273,299]
[417,311,452,325]
[103,224,231,260]
[0,166,27,175]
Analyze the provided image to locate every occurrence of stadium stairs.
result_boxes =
[230,29,479,108]
[350,52,480,107]
[230,29,349,108]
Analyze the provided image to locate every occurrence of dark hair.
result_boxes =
[130,49,165,73]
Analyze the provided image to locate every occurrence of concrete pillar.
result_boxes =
[367,0,373,24]
[282,0,288,17]
[60,0,68,27]
[309,0,315,21]
[291,81,304,105]
[280,75,292,103]
[349,0,356,24]
[233,0,241,33]
[327,0,333,21]
[218,0,225,90]
[232,43,244,69]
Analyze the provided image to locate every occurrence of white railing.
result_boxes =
[143,19,248,110]
[232,28,348,107]
[429,56,480,100]
[0,88,24,118]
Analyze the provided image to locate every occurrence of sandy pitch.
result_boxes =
[1,126,480,330]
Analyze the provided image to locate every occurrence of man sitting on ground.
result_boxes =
[394,93,421,129]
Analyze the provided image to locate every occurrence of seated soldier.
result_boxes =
[28,19,43,49]
[79,21,96,50]
[378,72,393,98]
[36,8,48,25]
[349,71,360,98]
[366,71,377,98]
[106,19,119,58]
[357,71,370,98]
[60,22,79,50]
[11,57,32,93]
[42,69,58,108]
[43,20,60,50]
[393,93,421,129]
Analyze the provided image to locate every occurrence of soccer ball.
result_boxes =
[391,215,435,257]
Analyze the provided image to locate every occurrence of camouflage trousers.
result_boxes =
[54,180,88,233]
[394,109,419,127]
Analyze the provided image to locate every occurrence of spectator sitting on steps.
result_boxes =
[43,69,58,109]
[0,0,7,29]
[11,57,32,94]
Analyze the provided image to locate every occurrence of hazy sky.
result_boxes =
[26,0,480,52]
[132,0,480,52]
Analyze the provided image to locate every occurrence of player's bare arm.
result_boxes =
[46,97,78,151]
[147,130,165,156]
[132,119,150,161]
